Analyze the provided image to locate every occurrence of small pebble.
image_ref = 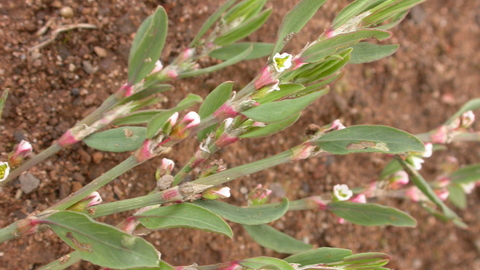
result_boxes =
[93,46,107,58]
[19,173,40,194]
[60,6,74,18]
[92,152,103,164]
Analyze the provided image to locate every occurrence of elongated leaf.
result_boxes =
[448,184,467,209]
[240,113,301,138]
[223,0,266,24]
[128,261,175,270]
[114,110,164,126]
[120,84,173,105]
[285,248,352,265]
[146,94,203,138]
[349,42,398,64]
[210,42,274,60]
[83,127,146,152]
[135,203,233,238]
[255,83,305,104]
[450,164,480,184]
[180,46,252,78]
[40,211,160,269]
[243,224,313,254]
[398,158,460,220]
[214,9,272,46]
[421,204,468,229]
[327,202,416,227]
[445,98,480,125]
[192,198,289,225]
[314,125,424,154]
[190,0,237,47]
[272,0,328,56]
[363,0,426,26]
[243,91,324,123]
[128,7,168,84]
[332,0,377,29]
[302,30,392,63]
[240,257,295,270]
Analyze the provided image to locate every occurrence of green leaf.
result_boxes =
[40,211,160,269]
[240,113,301,139]
[243,224,313,254]
[243,91,324,123]
[445,98,480,125]
[332,0,377,29]
[363,0,426,26]
[214,9,272,46]
[349,42,399,64]
[420,204,468,229]
[448,184,467,209]
[284,248,352,265]
[327,202,416,227]
[450,164,480,184]
[223,0,266,24]
[135,203,233,238]
[120,84,173,105]
[128,261,176,270]
[192,198,289,225]
[146,94,203,138]
[379,159,402,179]
[302,30,392,63]
[314,125,425,155]
[128,7,168,85]
[0,88,9,121]
[272,0,328,56]
[255,83,305,104]
[398,158,461,221]
[113,110,164,126]
[240,257,295,270]
[343,252,390,263]
[83,127,146,152]
[180,45,253,78]
[198,82,234,141]
[210,42,274,60]
[190,0,237,47]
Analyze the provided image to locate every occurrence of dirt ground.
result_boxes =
[0,0,480,269]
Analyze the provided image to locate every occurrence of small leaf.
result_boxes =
[40,211,160,269]
[113,110,164,126]
[332,0,377,29]
[180,45,252,78]
[83,127,146,152]
[243,224,313,254]
[209,42,274,60]
[243,91,324,123]
[128,7,168,84]
[255,83,305,104]
[284,248,352,265]
[314,125,425,154]
[349,42,399,64]
[135,203,233,238]
[240,257,295,270]
[302,30,392,63]
[240,113,301,139]
[198,82,234,141]
[190,0,237,47]
[448,184,467,209]
[192,198,289,225]
[327,202,417,227]
[363,0,426,26]
[214,9,272,46]
[450,164,480,184]
[272,0,328,56]
[445,98,480,125]
[120,84,173,105]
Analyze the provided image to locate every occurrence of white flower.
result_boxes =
[409,156,425,170]
[0,162,10,182]
[460,182,475,194]
[214,187,231,198]
[272,53,293,73]
[461,110,475,128]
[422,143,433,158]
[333,184,353,201]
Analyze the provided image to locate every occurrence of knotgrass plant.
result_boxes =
[1,0,480,269]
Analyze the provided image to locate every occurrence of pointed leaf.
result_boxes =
[314,125,425,154]
[128,7,168,84]
[272,0,328,56]
[448,184,467,209]
[243,91,324,123]
[192,198,289,225]
[302,30,392,63]
[445,98,480,125]
[240,257,295,270]
[83,127,146,152]
[332,0,378,29]
[135,203,233,238]
[255,83,305,104]
[243,224,313,254]
[40,211,160,269]
[285,248,352,265]
[240,113,301,139]
[327,202,417,227]
[128,260,176,270]
[210,42,274,60]
[120,84,173,105]
[349,42,399,64]
[450,164,480,184]
[363,0,426,26]
[113,110,164,126]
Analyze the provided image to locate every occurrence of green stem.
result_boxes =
[50,156,141,211]
[38,251,81,270]
[80,95,119,126]
[1,143,62,186]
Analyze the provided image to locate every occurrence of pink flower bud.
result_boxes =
[405,186,421,202]
[166,69,178,79]
[8,140,33,167]
[350,194,367,203]
[430,125,448,144]
[248,184,272,206]
[388,170,409,189]
[150,60,163,74]
[203,187,231,199]
[85,191,103,207]
[58,129,81,147]
[180,48,195,61]
[292,57,306,70]
[161,158,175,173]
[434,188,449,201]
[331,119,346,130]
[460,110,475,128]
[182,111,201,129]
[169,112,201,140]
[305,196,328,210]
[118,83,133,98]
[254,66,279,90]
[214,104,240,121]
